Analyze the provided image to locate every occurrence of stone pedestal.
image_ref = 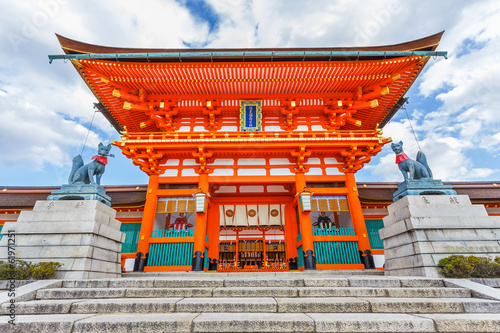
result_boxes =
[393,179,456,202]
[47,184,111,206]
[380,195,500,277]
[0,200,125,279]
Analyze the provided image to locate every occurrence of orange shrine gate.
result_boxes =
[51,32,446,272]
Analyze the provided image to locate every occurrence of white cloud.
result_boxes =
[1,0,499,184]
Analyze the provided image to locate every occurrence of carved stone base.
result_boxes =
[393,179,456,202]
[303,250,317,270]
[360,249,375,269]
[0,200,124,279]
[48,183,111,206]
[380,195,500,277]
[192,251,204,271]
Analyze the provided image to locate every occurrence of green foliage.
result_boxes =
[0,260,62,280]
[0,260,33,280]
[30,262,62,280]
[438,255,500,278]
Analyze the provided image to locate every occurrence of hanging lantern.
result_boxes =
[299,192,312,212]
[195,193,207,213]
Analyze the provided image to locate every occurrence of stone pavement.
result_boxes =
[1,272,500,332]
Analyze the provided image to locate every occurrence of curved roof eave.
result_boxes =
[56,31,444,56]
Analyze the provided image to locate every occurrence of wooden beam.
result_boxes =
[156,189,198,196]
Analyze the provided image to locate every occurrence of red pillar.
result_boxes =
[206,202,220,271]
[295,171,316,270]
[192,173,209,271]
[135,174,159,270]
[284,202,299,270]
[345,172,374,268]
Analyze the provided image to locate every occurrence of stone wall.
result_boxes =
[0,200,125,279]
[380,195,500,277]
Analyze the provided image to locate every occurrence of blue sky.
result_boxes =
[0,0,499,186]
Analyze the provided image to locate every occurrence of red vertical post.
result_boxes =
[206,203,220,271]
[345,172,374,268]
[284,201,299,270]
[192,173,209,271]
[135,174,159,271]
[137,174,159,254]
[295,171,316,270]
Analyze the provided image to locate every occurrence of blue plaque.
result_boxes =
[239,100,262,131]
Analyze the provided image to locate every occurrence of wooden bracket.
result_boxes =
[202,99,222,131]
[192,147,214,174]
[291,145,311,173]
[279,99,300,131]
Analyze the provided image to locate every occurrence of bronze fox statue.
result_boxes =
[391,141,433,181]
[68,143,114,185]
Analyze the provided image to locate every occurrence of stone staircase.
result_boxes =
[1,272,500,332]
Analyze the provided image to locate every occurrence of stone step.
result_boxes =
[123,269,384,278]
[3,312,500,332]
[125,287,214,298]
[37,288,127,299]
[62,278,225,289]
[298,287,471,298]
[4,297,500,315]
[36,286,472,300]
[59,276,444,289]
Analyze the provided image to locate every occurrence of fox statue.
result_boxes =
[391,141,433,181]
[69,142,114,185]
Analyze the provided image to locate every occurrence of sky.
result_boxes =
[0,0,499,186]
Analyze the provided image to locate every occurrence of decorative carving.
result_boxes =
[291,145,311,173]
[391,141,432,181]
[133,252,148,272]
[69,142,114,185]
[338,145,380,173]
[203,99,222,131]
[192,250,204,271]
[192,147,213,174]
[47,143,114,206]
[127,148,163,175]
[303,249,316,270]
[279,100,299,131]
[359,249,375,269]
[391,141,457,201]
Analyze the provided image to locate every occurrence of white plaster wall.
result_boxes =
[237,169,266,176]
[373,254,385,268]
[124,258,135,271]
[240,186,264,192]
[161,169,179,177]
[325,167,343,175]
[212,159,234,165]
[324,157,341,164]
[269,158,293,165]
[159,159,179,166]
[306,168,323,175]
[181,169,197,177]
[238,158,266,165]
[270,168,294,176]
[304,158,321,165]
[212,169,234,176]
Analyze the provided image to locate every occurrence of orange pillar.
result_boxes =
[135,174,159,271]
[345,172,374,268]
[285,202,299,270]
[192,172,209,271]
[206,203,220,271]
[295,171,316,270]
